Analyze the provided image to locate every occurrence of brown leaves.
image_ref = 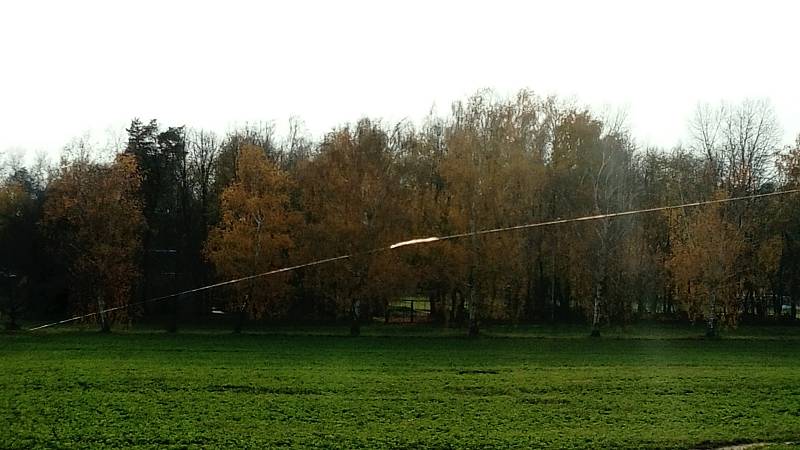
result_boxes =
[206,144,298,319]
[667,195,745,325]
[296,121,414,315]
[0,181,31,228]
[42,154,145,323]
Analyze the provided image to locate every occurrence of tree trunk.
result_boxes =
[443,289,450,328]
[467,270,479,337]
[467,206,480,338]
[590,285,601,337]
[452,288,464,326]
[234,302,247,334]
[468,310,479,337]
[350,299,361,337]
[5,281,20,331]
[5,308,19,331]
[97,299,111,333]
[536,258,546,320]
[429,291,443,324]
[524,257,534,322]
[550,262,557,323]
[706,292,717,338]
[167,295,179,333]
[590,215,609,337]
[706,316,716,337]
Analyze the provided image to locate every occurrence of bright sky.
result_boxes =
[1,0,798,163]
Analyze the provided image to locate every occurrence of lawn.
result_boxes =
[2,326,800,449]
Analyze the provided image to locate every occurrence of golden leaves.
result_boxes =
[667,196,745,324]
[206,145,297,319]
[42,154,145,322]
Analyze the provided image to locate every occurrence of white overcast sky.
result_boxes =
[1,0,798,162]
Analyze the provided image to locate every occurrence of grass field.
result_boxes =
[2,325,800,449]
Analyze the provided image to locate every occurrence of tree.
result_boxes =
[125,120,193,313]
[668,195,745,336]
[187,129,220,234]
[689,99,780,194]
[43,153,145,331]
[213,123,278,197]
[179,128,221,317]
[775,134,800,320]
[549,110,640,335]
[688,100,783,322]
[205,144,297,333]
[634,148,706,318]
[395,115,468,326]
[434,90,554,334]
[0,175,38,329]
[279,117,314,171]
[298,120,413,336]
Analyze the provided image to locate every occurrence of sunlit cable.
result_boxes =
[27,188,800,331]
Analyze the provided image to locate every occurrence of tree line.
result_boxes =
[2,90,800,336]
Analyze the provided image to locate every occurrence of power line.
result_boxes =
[27,188,800,332]
[393,188,800,248]
[27,254,353,331]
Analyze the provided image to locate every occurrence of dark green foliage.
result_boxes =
[125,120,195,321]
[0,168,47,324]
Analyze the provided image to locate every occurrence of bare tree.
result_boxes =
[721,99,781,194]
[279,116,313,169]
[589,133,638,336]
[689,99,781,194]
[187,128,219,224]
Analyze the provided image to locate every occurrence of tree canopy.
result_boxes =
[3,91,799,335]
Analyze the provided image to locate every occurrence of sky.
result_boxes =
[1,0,799,164]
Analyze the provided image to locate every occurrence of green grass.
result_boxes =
[2,327,800,449]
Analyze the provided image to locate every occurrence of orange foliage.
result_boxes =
[205,144,298,319]
[43,154,145,325]
[668,194,745,325]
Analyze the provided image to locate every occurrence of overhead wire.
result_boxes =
[27,188,800,331]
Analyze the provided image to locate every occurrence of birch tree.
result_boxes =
[206,144,297,332]
[43,153,145,331]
